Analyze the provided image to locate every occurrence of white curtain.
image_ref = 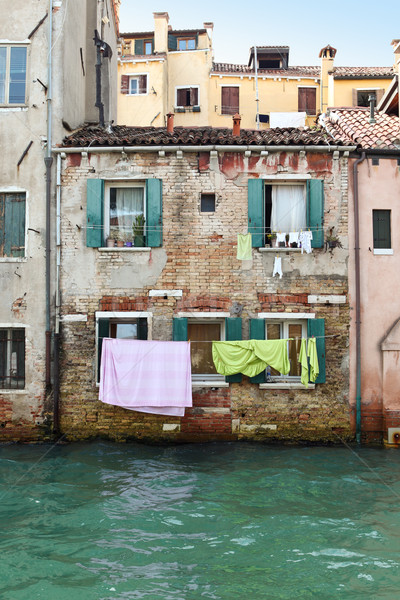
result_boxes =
[111,188,143,241]
[271,185,306,232]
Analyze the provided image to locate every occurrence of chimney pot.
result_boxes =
[232,113,241,137]
[167,112,174,133]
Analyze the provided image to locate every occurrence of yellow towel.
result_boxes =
[299,338,309,387]
[237,233,252,260]
[307,338,319,382]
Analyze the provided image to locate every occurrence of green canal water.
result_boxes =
[1,442,399,599]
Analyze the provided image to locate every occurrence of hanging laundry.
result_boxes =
[212,339,290,378]
[289,231,299,246]
[299,338,309,387]
[99,339,192,416]
[298,230,313,254]
[276,232,286,247]
[237,233,252,260]
[272,256,283,278]
[307,337,319,382]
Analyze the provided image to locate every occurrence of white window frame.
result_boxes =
[128,73,148,96]
[264,181,307,235]
[104,180,146,243]
[175,85,200,108]
[95,311,152,384]
[0,43,28,106]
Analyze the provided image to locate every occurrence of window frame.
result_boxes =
[104,181,146,245]
[264,319,307,381]
[200,193,216,213]
[297,86,317,116]
[264,182,307,238]
[188,318,226,383]
[177,38,196,51]
[128,73,148,96]
[220,84,240,116]
[0,326,25,390]
[373,208,392,254]
[0,43,28,106]
[175,85,200,109]
[95,311,152,384]
[0,190,26,260]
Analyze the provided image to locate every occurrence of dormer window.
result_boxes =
[258,59,281,69]
[178,38,196,50]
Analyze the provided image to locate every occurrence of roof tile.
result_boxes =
[321,108,400,149]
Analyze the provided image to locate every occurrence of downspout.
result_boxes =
[94,30,105,127]
[53,153,62,434]
[45,0,53,396]
[353,151,366,444]
[254,46,260,130]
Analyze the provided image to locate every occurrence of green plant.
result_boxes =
[132,214,146,237]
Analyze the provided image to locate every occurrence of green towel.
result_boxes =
[212,339,290,378]
[299,338,309,387]
[307,338,319,382]
[237,233,252,260]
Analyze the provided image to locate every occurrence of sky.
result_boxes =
[119,0,400,67]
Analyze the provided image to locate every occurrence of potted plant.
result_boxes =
[115,230,125,247]
[133,214,146,247]
[106,237,115,248]
[325,231,343,250]
[265,232,276,247]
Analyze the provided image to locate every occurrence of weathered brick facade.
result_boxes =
[55,143,352,443]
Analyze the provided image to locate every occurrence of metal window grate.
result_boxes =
[0,329,25,389]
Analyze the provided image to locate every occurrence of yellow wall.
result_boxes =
[118,59,166,127]
[328,77,393,108]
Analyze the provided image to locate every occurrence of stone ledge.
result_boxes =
[259,383,315,390]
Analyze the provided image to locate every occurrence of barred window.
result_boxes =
[0,328,25,389]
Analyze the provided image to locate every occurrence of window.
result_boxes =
[144,41,153,55]
[178,38,196,51]
[221,86,239,115]
[86,179,162,249]
[96,312,150,382]
[173,315,242,384]
[250,316,325,385]
[0,328,25,389]
[0,45,27,105]
[373,209,391,251]
[0,192,26,257]
[259,59,281,69]
[248,179,325,249]
[175,86,199,110]
[133,39,153,56]
[298,87,316,115]
[200,193,215,212]
[129,74,147,95]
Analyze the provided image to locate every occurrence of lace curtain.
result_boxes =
[270,185,306,232]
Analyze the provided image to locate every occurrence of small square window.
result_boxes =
[371,157,379,166]
[200,193,215,212]
[129,74,147,95]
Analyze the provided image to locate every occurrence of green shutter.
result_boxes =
[307,179,324,248]
[5,194,25,257]
[97,318,110,382]
[134,39,144,55]
[248,179,264,247]
[168,34,177,50]
[250,318,266,383]
[307,318,325,383]
[86,179,104,247]
[173,317,188,341]
[146,179,162,247]
[225,317,242,383]
[137,318,148,340]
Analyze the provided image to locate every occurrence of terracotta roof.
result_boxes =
[62,124,345,148]
[212,63,320,78]
[121,29,206,38]
[330,66,394,79]
[321,108,400,149]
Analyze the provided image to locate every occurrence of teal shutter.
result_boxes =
[225,317,242,383]
[248,179,264,248]
[4,193,25,257]
[168,34,177,50]
[307,179,324,248]
[137,318,148,340]
[173,317,188,341]
[307,318,325,383]
[250,318,266,383]
[146,179,162,247]
[135,39,144,55]
[86,179,104,247]
[97,318,110,382]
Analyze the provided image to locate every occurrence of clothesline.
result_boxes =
[97,334,342,341]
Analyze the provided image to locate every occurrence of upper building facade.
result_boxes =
[118,12,394,129]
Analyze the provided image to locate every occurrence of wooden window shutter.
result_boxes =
[97,318,110,382]
[376,88,385,104]
[177,88,186,106]
[306,179,324,248]
[139,75,147,94]
[249,319,266,384]
[120,75,129,94]
[134,39,144,55]
[298,88,306,112]
[352,88,357,106]
[146,179,162,247]
[137,318,148,340]
[190,87,198,106]
[173,318,188,341]
[222,87,239,115]
[307,319,325,383]
[168,34,177,50]
[86,179,104,247]
[4,194,25,257]
[0,194,5,256]
[248,179,264,248]
[225,317,242,383]
[307,88,316,115]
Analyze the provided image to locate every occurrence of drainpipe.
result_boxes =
[45,0,53,396]
[94,30,105,127]
[353,151,366,444]
[53,153,62,434]
[254,46,260,130]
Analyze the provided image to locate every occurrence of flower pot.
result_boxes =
[116,240,124,247]
[290,242,298,248]
[106,238,115,247]
[125,241,133,247]
[278,241,285,248]
[134,235,145,247]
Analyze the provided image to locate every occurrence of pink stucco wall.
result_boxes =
[348,157,400,439]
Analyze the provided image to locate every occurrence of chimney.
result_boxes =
[319,44,337,114]
[167,112,174,133]
[369,93,376,124]
[153,12,169,53]
[203,22,214,48]
[232,113,241,137]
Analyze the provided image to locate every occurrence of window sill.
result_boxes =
[0,106,28,111]
[0,389,27,395]
[259,383,315,390]
[192,380,229,389]
[259,247,303,253]
[0,257,27,262]
[373,249,393,255]
[98,247,151,252]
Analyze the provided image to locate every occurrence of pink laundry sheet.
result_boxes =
[99,338,192,416]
